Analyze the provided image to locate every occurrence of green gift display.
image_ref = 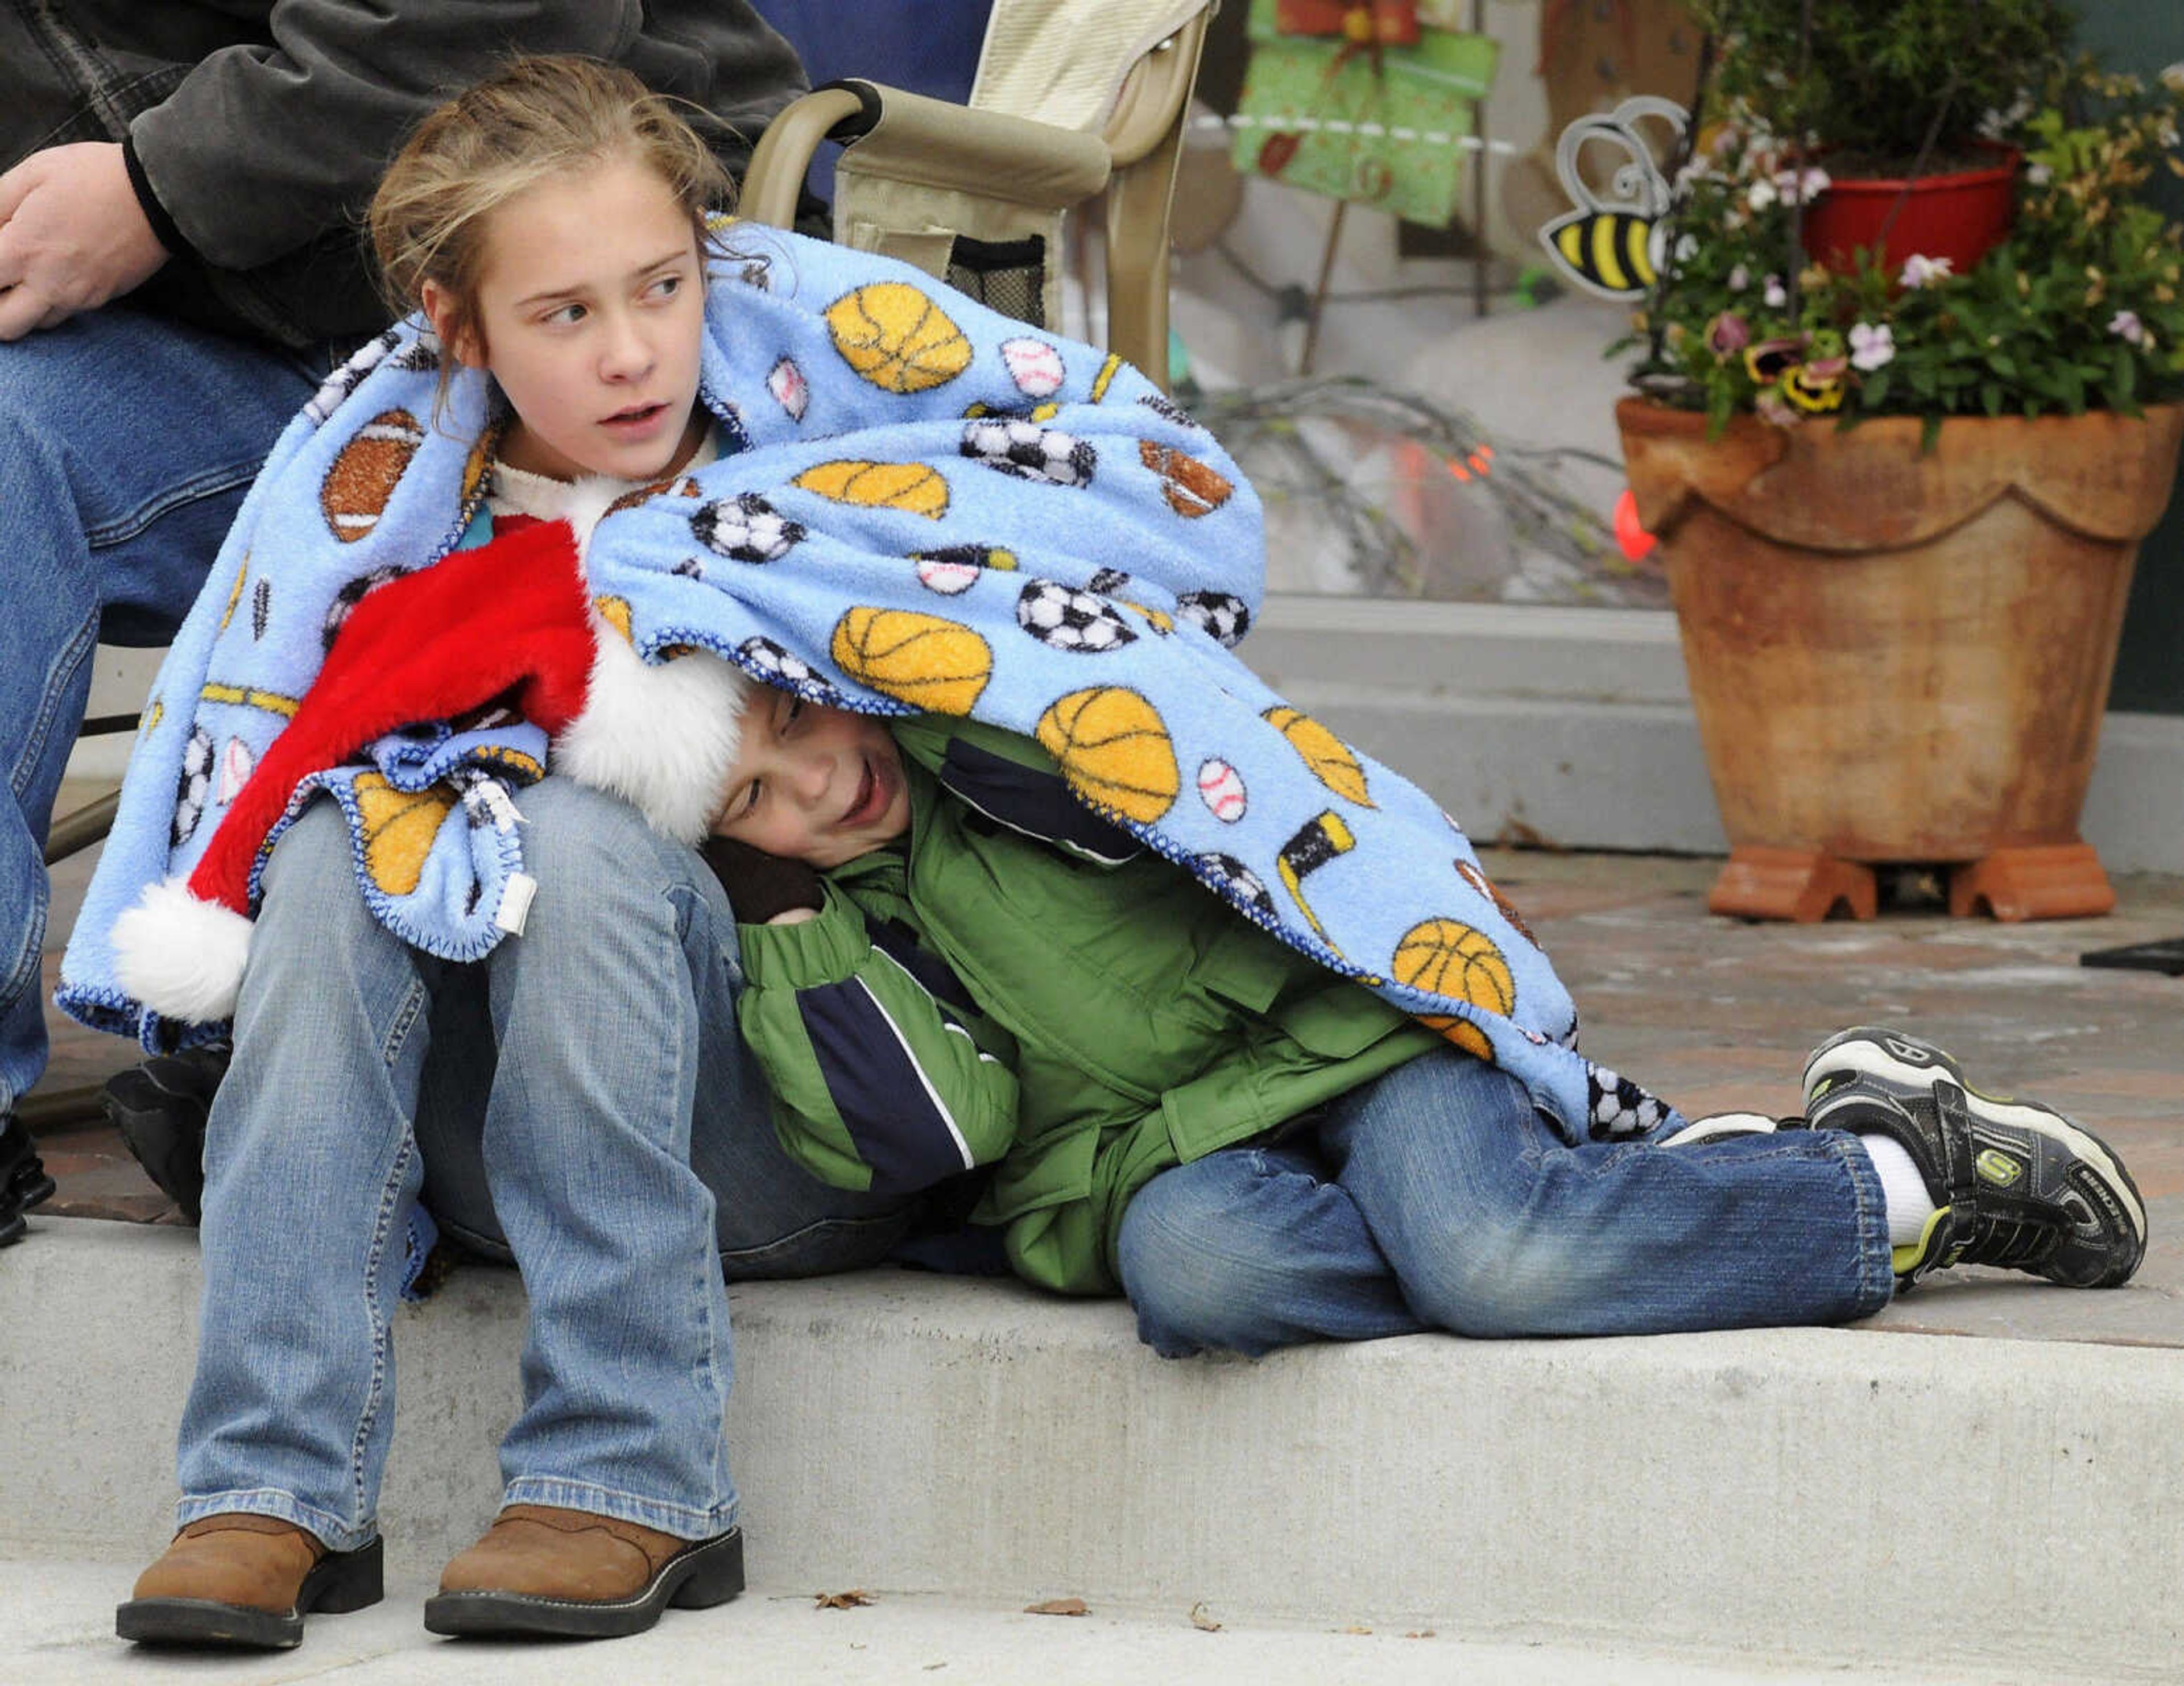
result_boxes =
[1231,0,1500,225]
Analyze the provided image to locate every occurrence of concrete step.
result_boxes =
[5,1218,2177,1683]
[11,1553,2040,1686]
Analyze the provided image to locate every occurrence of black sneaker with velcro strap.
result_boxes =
[1801,1026,2146,1289]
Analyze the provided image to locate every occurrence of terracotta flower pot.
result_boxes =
[1616,396,2184,920]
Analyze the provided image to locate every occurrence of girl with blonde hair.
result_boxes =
[113,56,921,1650]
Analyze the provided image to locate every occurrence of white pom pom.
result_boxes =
[111,878,255,1023]
[555,630,752,845]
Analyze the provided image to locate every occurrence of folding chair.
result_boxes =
[741,0,1216,390]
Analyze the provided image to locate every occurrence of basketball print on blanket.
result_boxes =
[825,281,974,393]
[1394,917,1516,1063]
[1033,687,1178,825]
[830,608,994,715]
[1263,707,1373,807]
[792,459,952,520]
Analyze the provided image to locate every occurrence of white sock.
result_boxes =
[1860,1134,1940,1246]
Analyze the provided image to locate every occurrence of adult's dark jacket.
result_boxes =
[3,1,814,347]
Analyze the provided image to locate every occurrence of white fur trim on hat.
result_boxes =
[559,477,628,562]
[554,623,755,845]
[111,877,255,1024]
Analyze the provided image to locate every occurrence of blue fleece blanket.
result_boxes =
[59,227,1681,1144]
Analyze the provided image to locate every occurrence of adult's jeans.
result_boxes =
[179,780,919,1550]
[1115,1046,1897,1356]
[0,305,344,1114]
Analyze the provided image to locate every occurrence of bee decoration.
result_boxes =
[1536,96,1690,300]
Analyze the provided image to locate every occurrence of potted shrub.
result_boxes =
[1711,0,2073,275]
[1615,7,2184,921]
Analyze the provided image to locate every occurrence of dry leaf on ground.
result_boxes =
[1188,1601,1223,1632]
[814,1589,874,1609]
[1025,1597,1089,1617]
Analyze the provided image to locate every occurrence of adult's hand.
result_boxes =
[0,143,170,340]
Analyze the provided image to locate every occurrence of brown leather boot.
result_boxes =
[116,1513,383,1649]
[424,1503,744,1639]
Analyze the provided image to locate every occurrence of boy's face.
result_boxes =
[710,690,911,868]
[432,152,708,483]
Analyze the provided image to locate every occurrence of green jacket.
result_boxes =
[735,716,1440,1295]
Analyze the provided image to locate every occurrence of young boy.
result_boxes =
[700,680,2148,1349]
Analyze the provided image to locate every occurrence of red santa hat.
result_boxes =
[111,513,754,1022]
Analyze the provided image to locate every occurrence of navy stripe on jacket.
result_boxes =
[867,916,978,1013]
[937,735,1140,864]
[796,975,979,1193]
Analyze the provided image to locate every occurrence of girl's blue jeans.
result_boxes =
[177,780,918,1551]
[1116,1047,1898,1357]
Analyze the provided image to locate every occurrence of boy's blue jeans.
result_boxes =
[1,305,345,1117]
[1116,1047,1898,1356]
[179,780,917,1551]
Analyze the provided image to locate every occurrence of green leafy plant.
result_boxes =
[1623,22,2184,445]
[1700,0,2071,171]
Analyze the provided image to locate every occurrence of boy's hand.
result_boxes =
[700,835,825,925]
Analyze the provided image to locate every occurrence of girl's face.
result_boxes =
[427,154,708,482]
[709,690,912,869]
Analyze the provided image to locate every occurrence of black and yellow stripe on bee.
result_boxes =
[1544,210,1658,297]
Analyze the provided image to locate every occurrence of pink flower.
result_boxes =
[1899,254,1954,289]
[1706,311,1752,356]
[1755,388,1800,426]
[2109,309,2150,347]
[1727,264,1751,292]
[1848,321,1896,371]
[1773,164,1833,202]
[1763,274,1789,309]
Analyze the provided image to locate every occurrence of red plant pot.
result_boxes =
[1802,146,2020,277]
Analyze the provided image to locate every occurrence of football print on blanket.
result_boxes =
[321,409,427,544]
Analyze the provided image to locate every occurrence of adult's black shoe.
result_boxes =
[1,1112,57,1246]
[104,1043,230,1225]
